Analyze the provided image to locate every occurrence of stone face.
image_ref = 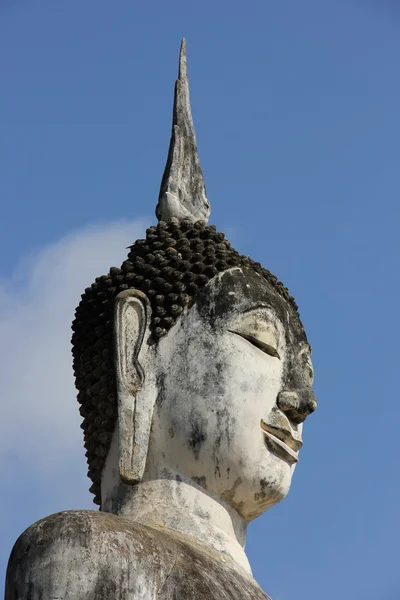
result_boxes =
[72,219,300,505]
[6,511,271,600]
[111,268,315,523]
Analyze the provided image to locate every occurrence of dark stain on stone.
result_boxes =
[155,372,166,408]
[188,419,207,460]
[26,581,34,600]
[93,571,118,598]
[221,477,242,506]
[192,475,207,489]
[215,362,223,377]
[254,478,268,502]
[214,408,233,453]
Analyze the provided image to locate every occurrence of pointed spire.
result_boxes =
[156,39,211,224]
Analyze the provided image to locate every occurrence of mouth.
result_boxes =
[260,419,302,464]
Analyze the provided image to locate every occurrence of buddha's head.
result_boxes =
[71,41,317,523]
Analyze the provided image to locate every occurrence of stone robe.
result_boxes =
[5,510,271,600]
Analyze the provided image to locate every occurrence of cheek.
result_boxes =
[154,331,285,475]
[222,343,284,417]
[162,337,285,443]
[204,345,284,472]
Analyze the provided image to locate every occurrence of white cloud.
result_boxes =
[0,219,147,510]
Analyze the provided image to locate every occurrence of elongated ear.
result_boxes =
[114,289,153,485]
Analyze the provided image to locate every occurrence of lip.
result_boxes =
[260,419,303,464]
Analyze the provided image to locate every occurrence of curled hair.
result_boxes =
[72,219,297,504]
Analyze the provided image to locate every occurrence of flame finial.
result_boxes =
[156,39,210,223]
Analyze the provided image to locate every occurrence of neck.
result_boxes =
[101,439,250,574]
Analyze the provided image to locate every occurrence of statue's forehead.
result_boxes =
[195,267,307,345]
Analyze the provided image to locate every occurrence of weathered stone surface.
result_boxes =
[4,40,317,600]
[6,511,271,600]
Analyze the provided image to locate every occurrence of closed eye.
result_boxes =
[229,331,281,359]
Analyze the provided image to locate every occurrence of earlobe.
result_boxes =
[114,289,153,485]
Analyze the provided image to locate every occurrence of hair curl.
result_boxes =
[71,219,298,504]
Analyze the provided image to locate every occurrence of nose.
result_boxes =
[277,389,317,425]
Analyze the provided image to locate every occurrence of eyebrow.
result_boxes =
[240,302,282,323]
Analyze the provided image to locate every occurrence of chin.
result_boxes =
[231,458,293,522]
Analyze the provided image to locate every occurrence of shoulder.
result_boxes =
[5,510,271,600]
[5,510,178,600]
[6,508,172,552]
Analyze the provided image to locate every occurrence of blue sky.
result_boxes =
[1,1,399,598]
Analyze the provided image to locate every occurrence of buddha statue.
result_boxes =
[5,40,317,600]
